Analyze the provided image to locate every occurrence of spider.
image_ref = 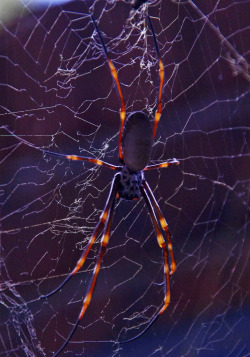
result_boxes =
[41,15,179,357]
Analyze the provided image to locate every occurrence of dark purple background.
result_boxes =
[1,1,249,356]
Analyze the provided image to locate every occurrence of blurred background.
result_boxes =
[0,0,249,356]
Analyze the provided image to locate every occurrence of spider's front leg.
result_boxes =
[50,175,119,357]
[40,174,119,299]
[140,180,175,314]
[142,180,176,274]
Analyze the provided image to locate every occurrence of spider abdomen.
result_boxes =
[118,166,144,200]
[122,111,153,172]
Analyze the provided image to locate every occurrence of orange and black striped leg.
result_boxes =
[40,175,119,300]
[148,16,165,140]
[141,180,176,275]
[52,189,116,357]
[44,150,121,171]
[144,158,179,171]
[140,183,171,315]
[91,16,126,162]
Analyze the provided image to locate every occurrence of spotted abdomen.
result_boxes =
[121,111,153,172]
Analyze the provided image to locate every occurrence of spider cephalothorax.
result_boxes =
[118,165,144,200]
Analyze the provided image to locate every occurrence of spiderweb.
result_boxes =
[1,0,249,356]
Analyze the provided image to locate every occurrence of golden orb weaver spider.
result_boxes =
[42,15,179,357]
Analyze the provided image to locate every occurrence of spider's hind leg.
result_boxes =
[148,15,165,140]
[91,15,126,163]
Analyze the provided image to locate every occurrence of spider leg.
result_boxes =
[141,180,176,275]
[148,16,165,140]
[44,150,121,170]
[52,187,116,357]
[91,15,126,163]
[144,158,179,170]
[140,183,171,314]
[40,175,119,299]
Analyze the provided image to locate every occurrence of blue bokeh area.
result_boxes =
[21,0,72,6]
